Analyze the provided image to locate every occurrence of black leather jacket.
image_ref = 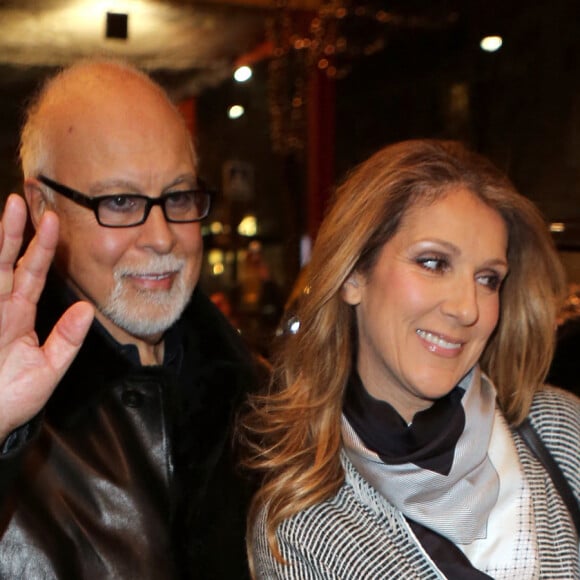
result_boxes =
[0,275,258,579]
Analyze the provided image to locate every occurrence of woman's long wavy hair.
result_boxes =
[241,139,566,568]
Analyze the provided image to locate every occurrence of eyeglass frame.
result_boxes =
[37,174,213,228]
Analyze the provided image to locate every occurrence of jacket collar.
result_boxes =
[36,271,254,424]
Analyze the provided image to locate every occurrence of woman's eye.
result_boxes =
[477,273,502,292]
[417,256,448,273]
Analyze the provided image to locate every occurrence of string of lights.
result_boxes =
[266,0,459,153]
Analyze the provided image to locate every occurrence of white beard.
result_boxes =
[100,254,194,338]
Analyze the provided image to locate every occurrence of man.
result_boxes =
[0,59,259,578]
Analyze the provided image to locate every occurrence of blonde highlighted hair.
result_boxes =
[241,139,566,568]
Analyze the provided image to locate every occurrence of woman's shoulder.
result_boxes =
[253,456,436,578]
[529,384,579,434]
[252,478,363,578]
[269,455,399,532]
[271,455,411,563]
[275,459,395,536]
[526,385,580,484]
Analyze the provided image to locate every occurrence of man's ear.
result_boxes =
[341,272,363,305]
[23,179,49,229]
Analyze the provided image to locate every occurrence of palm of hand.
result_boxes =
[0,194,93,443]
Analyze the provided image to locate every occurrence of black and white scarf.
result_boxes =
[342,366,539,579]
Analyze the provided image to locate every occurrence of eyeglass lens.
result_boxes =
[97,191,210,226]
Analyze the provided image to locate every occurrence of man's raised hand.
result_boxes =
[0,194,93,443]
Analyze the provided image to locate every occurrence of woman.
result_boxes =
[243,139,579,578]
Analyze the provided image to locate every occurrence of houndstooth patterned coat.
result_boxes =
[253,387,580,579]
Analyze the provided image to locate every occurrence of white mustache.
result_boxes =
[114,255,185,280]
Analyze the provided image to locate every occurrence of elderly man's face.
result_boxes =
[40,77,202,345]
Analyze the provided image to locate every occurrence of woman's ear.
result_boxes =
[23,179,49,229]
[341,272,363,305]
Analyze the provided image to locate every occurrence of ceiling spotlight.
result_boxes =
[228,105,245,119]
[234,66,253,82]
[480,35,503,52]
[106,12,129,40]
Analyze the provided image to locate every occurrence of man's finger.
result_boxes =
[42,301,94,377]
[12,210,60,305]
[0,195,28,296]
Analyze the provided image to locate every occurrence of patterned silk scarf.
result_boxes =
[342,367,539,578]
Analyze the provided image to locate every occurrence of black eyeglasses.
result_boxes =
[38,175,213,228]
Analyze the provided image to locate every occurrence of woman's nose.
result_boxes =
[441,280,479,326]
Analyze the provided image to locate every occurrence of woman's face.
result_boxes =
[342,186,509,423]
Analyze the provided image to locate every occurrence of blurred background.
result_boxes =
[0,0,579,354]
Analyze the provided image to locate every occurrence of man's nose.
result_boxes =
[136,205,176,253]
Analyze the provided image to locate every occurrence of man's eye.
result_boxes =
[166,191,194,208]
[101,196,139,213]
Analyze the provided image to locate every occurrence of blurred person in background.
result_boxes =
[547,283,580,396]
[233,240,284,358]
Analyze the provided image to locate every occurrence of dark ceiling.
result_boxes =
[0,0,579,233]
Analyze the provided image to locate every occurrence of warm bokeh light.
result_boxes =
[209,221,224,235]
[234,65,252,82]
[228,105,245,119]
[237,215,257,236]
[480,35,503,52]
[550,222,566,233]
[207,248,224,265]
[212,263,225,276]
